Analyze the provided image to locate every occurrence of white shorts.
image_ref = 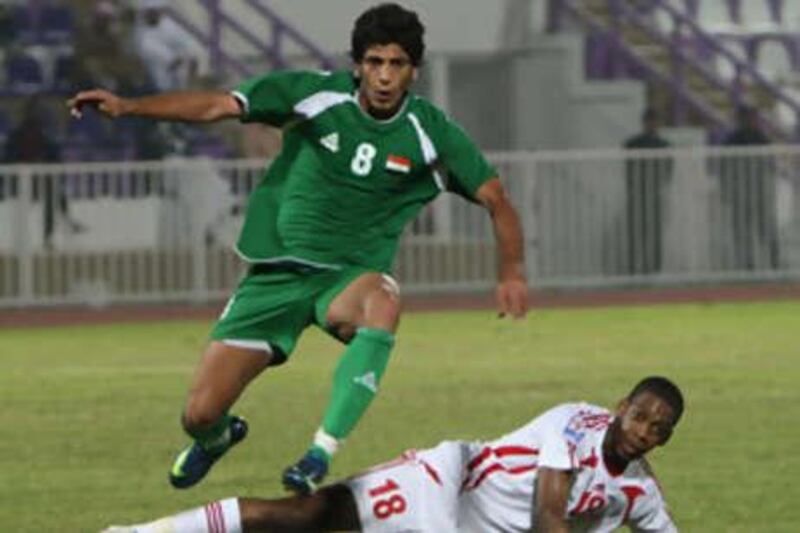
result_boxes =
[345,441,467,533]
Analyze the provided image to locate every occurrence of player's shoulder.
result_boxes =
[538,402,612,444]
[544,401,610,421]
[405,94,452,128]
[275,69,353,90]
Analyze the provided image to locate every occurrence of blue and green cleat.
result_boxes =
[282,451,329,495]
[168,415,249,489]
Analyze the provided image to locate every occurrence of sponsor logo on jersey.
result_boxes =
[319,132,340,153]
[353,371,378,393]
[385,154,411,173]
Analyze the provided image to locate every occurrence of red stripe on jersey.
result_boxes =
[508,464,538,475]
[466,446,492,471]
[468,462,504,491]
[421,459,442,485]
[464,462,538,491]
[493,445,539,458]
[620,485,646,524]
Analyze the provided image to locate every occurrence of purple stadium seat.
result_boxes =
[6,53,44,94]
[52,53,75,93]
[40,5,73,44]
[0,111,10,143]
[10,6,36,43]
[67,109,107,143]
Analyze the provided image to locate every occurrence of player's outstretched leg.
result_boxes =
[169,414,249,489]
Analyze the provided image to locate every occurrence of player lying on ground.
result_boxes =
[102,376,683,532]
[67,3,528,495]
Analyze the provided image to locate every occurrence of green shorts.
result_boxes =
[210,263,371,365]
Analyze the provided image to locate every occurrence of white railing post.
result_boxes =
[14,167,34,305]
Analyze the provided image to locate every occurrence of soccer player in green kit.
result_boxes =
[67,3,528,495]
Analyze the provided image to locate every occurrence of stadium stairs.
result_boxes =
[165,0,336,79]
[550,0,800,142]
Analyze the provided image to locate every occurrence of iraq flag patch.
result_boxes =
[385,154,411,174]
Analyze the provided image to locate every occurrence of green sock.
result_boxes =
[188,413,232,455]
[320,327,395,444]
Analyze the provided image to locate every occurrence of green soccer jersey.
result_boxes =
[231,70,496,272]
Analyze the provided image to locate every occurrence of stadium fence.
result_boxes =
[0,145,798,307]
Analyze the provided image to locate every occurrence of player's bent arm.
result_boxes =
[67,89,242,123]
[532,467,572,533]
[475,178,529,318]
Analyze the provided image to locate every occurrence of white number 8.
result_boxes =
[351,142,377,176]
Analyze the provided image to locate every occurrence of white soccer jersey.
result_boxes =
[348,403,677,532]
[458,402,677,532]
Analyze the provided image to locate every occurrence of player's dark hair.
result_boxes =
[351,3,425,66]
[628,376,684,424]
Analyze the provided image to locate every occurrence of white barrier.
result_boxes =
[0,146,798,307]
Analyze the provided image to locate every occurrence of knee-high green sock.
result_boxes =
[187,413,232,455]
[315,327,395,458]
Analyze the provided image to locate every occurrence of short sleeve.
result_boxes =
[232,71,333,127]
[436,119,496,200]
[628,486,679,533]
[535,406,578,471]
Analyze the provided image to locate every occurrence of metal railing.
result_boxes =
[0,147,798,307]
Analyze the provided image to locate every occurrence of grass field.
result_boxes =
[1,300,799,532]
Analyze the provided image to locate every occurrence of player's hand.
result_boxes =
[67,89,126,119]
[496,276,528,319]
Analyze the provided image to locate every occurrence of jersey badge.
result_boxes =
[319,132,340,153]
[386,154,411,174]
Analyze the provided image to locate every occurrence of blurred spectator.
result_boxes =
[72,0,152,93]
[720,106,779,270]
[3,96,60,164]
[623,107,672,275]
[3,96,83,246]
[133,0,201,92]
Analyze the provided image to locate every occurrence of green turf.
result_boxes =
[1,301,798,531]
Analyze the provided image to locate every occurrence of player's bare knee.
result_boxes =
[364,284,402,330]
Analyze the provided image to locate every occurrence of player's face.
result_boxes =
[608,392,676,462]
[356,44,417,119]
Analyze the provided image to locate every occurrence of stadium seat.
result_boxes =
[713,38,749,82]
[0,111,10,144]
[756,38,795,84]
[67,108,108,144]
[52,53,75,93]
[739,0,781,34]
[779,2,800,30]
[10,5,36,44]
[774,87,800,132]
[5,52,44,94]
[696,0,740,34]
[39,5,73,44]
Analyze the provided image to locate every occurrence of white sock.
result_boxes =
[120,498,242,533]
[313,427,340,458]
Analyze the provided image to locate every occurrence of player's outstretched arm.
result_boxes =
[67,89,242,123]
[476,178,529,319]
[532,467,571,533]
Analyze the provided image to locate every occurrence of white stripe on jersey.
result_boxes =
[407,112,446,191]
[294,91,355,119]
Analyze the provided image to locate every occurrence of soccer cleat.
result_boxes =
[168,416,249,489]
[282,451,329,495]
